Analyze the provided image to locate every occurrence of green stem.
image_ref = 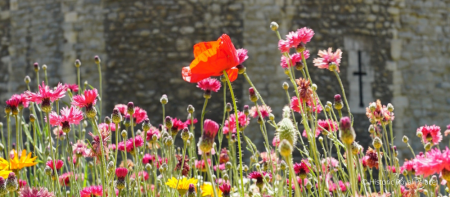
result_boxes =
[222,70,244,196]
[91,120,107,197]
[6,114,11,165]
[243,72,266,106]
[15,115,19,151]
[47,112,60,195]
[203,155,218,197]
[333,71,353,125]
[97,63,103,119]
[129,115,141,197]
[200,99,209,137]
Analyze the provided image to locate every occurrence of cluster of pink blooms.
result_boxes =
[118,136,144,153]
[222,111,250,135]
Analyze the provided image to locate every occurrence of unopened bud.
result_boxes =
[311,84,317,91]
[402,136,408,143]
[104,116,111,124]
[29,114,36,123]
[334,94,343,110]
[373,137,382,149]
[425,143,432,151]
[160,94,168,105]
[187,105,194,114]
[387,103,394,112]
[226,103,232,112]
[121,130,127,138]
[243,105,249,116]
[278,139,293,157]
[416,131,422,138]
[42,64,47,71]
[94,55,101,64]
[282,82,289,90]
[24,76,31,84]
[237,64,246,74]
[33,62,40,72]
[368,125,375,134]
[74,59,81,68]
[269,113,275,121]
[270,22,279,31]
[249,87,258,102]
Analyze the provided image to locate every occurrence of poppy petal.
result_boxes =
[226,67,239,82]
[193,40,221,58]
[182,66,216,83]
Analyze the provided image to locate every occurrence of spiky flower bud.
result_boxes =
[94,55,101,64]
[249,87,258,102]
[339,116,355,145]
[279,139,293,157]
[276,106,297,147]
[373,137,382,149]
[0,177,7,195]
[282,82,289,90]
[160,94,168,105]
[187,105,195,114]
[33,62,40,72]
[270,22,279,31]
[6,172,17,192]
[226,103,232,112]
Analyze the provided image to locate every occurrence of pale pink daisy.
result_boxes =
[196,78,221,92]
[313,48,343,72]
[236,48,248,64]
[417,125,442,145]
[249,105,272,119]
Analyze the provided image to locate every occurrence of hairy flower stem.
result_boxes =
[346,144,358,196]
[47,112,61,195]
[286,155,301,197]
[223,70,244,196]
[333,71,353,125]
[204,154,218,197]
[200,98,209,137]
[97,63,103,119]
[243,72,266,106]
[91,120,108,197]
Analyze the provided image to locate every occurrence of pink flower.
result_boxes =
[118,136,144,153]
[248,171,271,183]
[203,119,219,139]
[88,132,110,162]
[65,84,79,93]
[291,96,322,114]
[46,160,64,170]
[98,123,118,133]
[293,160,310,175]
[196,78,221,92]
[108,144,116,151]
[171,118,187,132]
[115,104,127,116]
[317,119,338,132]
[321,157,339,172]
[115,167,128,178]
[219,183,231,196]
[80,185,103,197]
[400,160,415,173]
[223,111,249,135]
[249,105,272,119]
[195,159,212,172]
[313,48,343,72]
[59,172,82,186]
[184,118,198,126]
[72,140,90,157]
[142,154,155,165]
[417,125,442,145]
[414,148,444,177]
[272,136,280,147]
[280,51,310,69]
[286,27,314,48]
[213,163,226,171]
[18,186,55,197]
[302,129,321,138]
[133,107,148,124]
[131,171,149,181]
[6,94,29,109]
[49,106,83,129]
[145,127,160,141]
[72,89,98,108]
[236,48,248,64]
[25,82,67,104]
[19,179,26,188]
[52,127,66,139]
[278,40,291,53]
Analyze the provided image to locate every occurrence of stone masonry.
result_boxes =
[0,0,449,159]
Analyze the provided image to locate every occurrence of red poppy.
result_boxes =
[182,34,239,83]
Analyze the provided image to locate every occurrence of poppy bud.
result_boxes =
[249,87,258,102]
[334,94,343,110]
[187,105,195,114]
[160,94,168,105]
[282,82,289,90]
[33,62,40,72]
[112,108,122,124]
[237,64,246,74]
[42,64,47,71]
[270,22,279,31]
[142,118,151,132]
[94,55,101,64]
[373,137,382,149]
[226,103,232,112]
[339,116,355,145]
[74,59,81,68]
[278,139,293,157]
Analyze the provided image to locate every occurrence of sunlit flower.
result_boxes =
[286,27,314,48]
[175,154,190,176]
[72,140,90,157]
[46,160,64,171]
[49,106,83,133]
[313,48,343,72]
[280,51,310,69]
[165,177,198,195]
[223,111,249,135]
[291,96,322,114]
[318,119,338,133]
[219,183,231,196]
[18,186,55,197]
[144,126,160,141]
[65,84,79,93]
[114,104,148,124]
[195,159,211,172]
[8,150,37,171]
[417,125,442,145]
[249,105,272,119]
[200,182,223,197]
[118,136,144,153]
[80,185,103,197]
[25,82,67,104]
[142,154,156,165]
[72,89,98,108]
[197,78,221,92]
[293,160,310,177]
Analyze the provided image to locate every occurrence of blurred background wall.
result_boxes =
[0,0,449,160]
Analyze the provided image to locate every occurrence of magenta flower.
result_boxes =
[313,48,343,72]
[46,160,64,170]
[318,119,338,132]
[171,118,187,133]
[114,104,148,124]
[293,160,310,176]
[286,27,315,48]
[414,148,444,177]
[290,96,322,114]
[98,123,118,133]
[278,40,291,53]
[196,78,221,92]
[72,140,90,157]
[280,51,310,69]
[49,106,83,133]
[195,159,212,172]
[249,105,272,119]
[203,119,219,139]
[115,167,128,178]
[80,185,103,197]
[118,136,144,153]
[25,82,67,104]
[222,111,250,135]
[114,104,127,116]
[142,154,155,165]
[145,126,161,141]
[248,171,271,183]
[18,186,55,197]
[236,48,248,64]
[417,125,442,145]
[72,89,98,108]
[219,183,231,196]
[65,84,79,93]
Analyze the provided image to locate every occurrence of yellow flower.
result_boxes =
[0,156,12,178]
[9,149,37,170]
[201,182,222,197]
[165,177,198,195]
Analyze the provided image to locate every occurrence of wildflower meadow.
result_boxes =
[0,21,447,197]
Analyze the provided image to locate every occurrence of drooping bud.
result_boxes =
[94,55,101,65]
[282,82,289,90]
[270,22,279,31]
[160,94,168,105]
[248,87,258,102]
[339,116,355,145]
[334,94,343,110]
[33,62,40,72]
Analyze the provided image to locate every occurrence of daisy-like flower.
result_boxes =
[18,186,55,197]
[72,140,90,157]
[248,171,271,188]
[280,51,310,69]
[46,160,64,171]
[417,125,442,145]
[318,119,339,133]
[49,106,83,133]
[65,84,79,93]
[142,154,156,165]
[200,182,223,197]
[222,111,250,135]
[219,183,231,197]
[25,82,67,113]
[80,185,103,197]
[291,96,322,114]
[165,177,198,196]
[195,159,212,172]
[249,105,272,119]
[170,118,187,136]
[278,39,291,53]
[313,47,343,72]
[293,160,310,178]
[98,123,118,133]
[118,136,144,154]
[400,160,416,174]
[363,147,382,169]
[236,48,248,64]
[197,78,221,93]
[7,150,37,171]
[286,27,314,49]
[6,94,29,115]
[72,89,98,118]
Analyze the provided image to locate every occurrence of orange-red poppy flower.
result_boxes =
[182,34,239,83]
